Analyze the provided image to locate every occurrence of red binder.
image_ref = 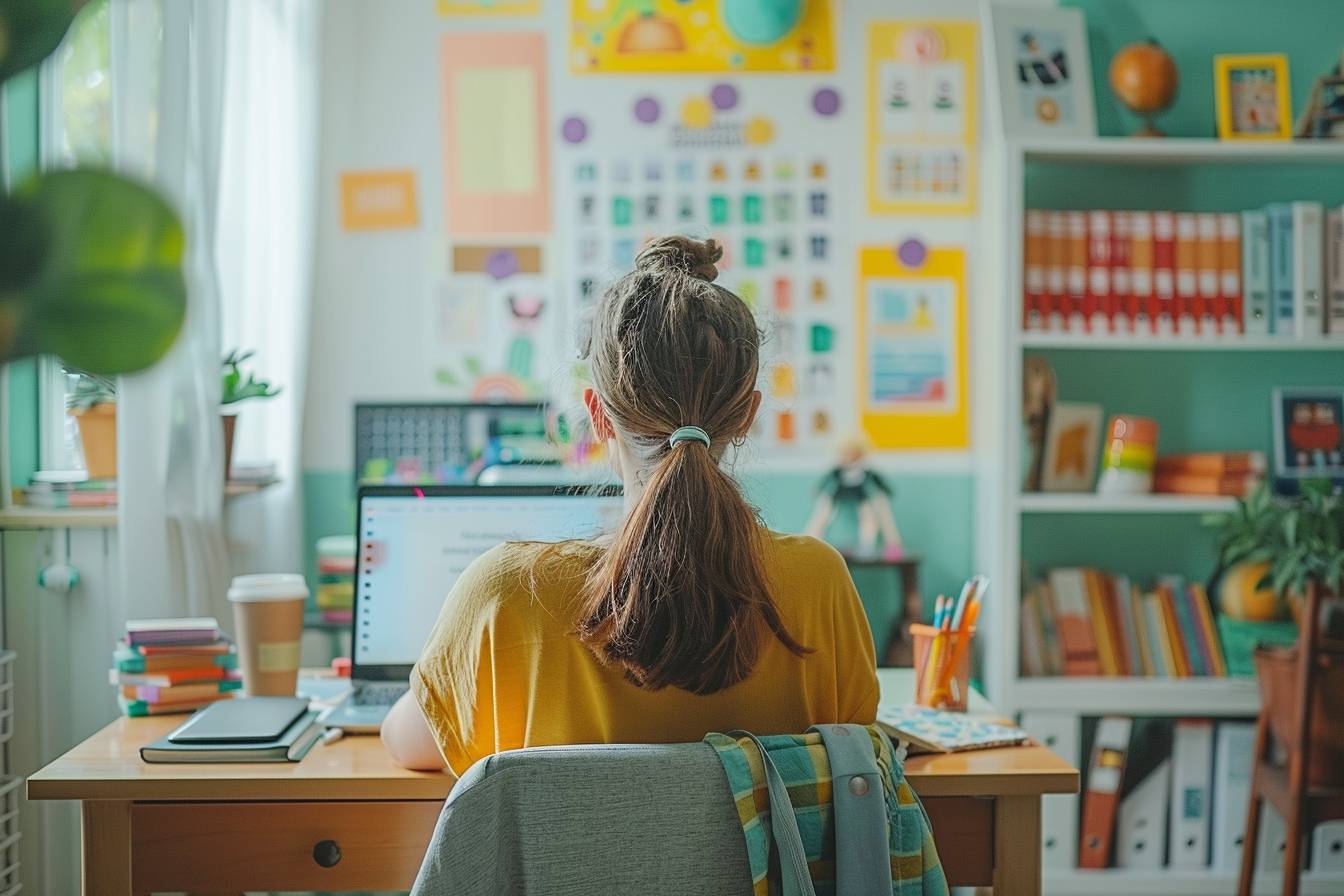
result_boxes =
[1130,211,1155,334]
[1046,211,1067,331]
[1175,212,1200,336]
[1110,211,1134,334]
[1066,211,1088,332]
[1196,212,1222,335]
[1087,210,1113,333]
[1152,211,1176,335]
[1080,716,1134,869]
[1218,213,1243,335]
[1024,210,1048,330]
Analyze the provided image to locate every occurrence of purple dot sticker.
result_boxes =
[812,87,841,117]
[710,83,739,111]
[897,238,927,269]
[485,248,520,281]
[633,97,661,124]
[561,116,588,144]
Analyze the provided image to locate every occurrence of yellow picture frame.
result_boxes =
[1214,53,1293,141]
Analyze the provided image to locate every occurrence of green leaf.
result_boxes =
[0,0,77,82]
[5,169,186,374]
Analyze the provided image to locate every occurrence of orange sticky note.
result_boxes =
[340,170,419,231]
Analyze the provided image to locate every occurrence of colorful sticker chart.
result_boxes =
[866,20,977,215]
[857,244,968,450]
[570,0,834,74]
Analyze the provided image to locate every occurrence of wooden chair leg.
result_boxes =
[1238,713,1270,896]
[1281,584,1323,896]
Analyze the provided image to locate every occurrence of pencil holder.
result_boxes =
[909,623,976,712]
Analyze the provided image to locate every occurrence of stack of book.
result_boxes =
[1020,568,1227,678]
[112,617,241,716]
[315,535,355,625]
[1152,451,1265,497]
[23,471,117,508]
[1022,203,1344,340]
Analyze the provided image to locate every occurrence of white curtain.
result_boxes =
[114,0,322,622]
[216,0,321,580]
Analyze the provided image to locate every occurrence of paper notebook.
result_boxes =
[877,703,1029,754]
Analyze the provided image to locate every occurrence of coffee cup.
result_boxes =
[228,573,308,696]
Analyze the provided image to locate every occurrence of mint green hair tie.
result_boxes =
[668,426,711,448]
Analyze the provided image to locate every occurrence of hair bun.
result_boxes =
[634,236,722,282]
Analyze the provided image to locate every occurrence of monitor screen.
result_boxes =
[354,488,623,673]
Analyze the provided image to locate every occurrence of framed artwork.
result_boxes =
[1271,387,1344,483]
[1039,401,1103,492]
[988,6,1096,139]
[1214,54,1293,141]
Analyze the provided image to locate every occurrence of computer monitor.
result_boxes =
[352,485,624,680]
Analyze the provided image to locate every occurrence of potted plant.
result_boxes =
[221,349,280,479]
[1214,481,1344,787]
[65,369,117,479]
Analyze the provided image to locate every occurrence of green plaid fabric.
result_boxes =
[705,727,948,896]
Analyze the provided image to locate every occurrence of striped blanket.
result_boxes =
[705,727,948,896]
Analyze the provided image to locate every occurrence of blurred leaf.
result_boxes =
[6,169,186,374]
[0,0,78,82]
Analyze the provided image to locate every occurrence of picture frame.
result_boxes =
[987,5,1096,139]
[1214,53,1293,141]
[1271,387,1344,483]
[1039,401,1103,492]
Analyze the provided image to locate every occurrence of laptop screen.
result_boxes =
[353,486,623,678]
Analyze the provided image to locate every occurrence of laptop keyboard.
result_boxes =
[352,683,409,707]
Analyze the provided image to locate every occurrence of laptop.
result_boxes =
[322,484,623,733]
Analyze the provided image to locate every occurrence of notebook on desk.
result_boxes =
[141,697,322,763]
[877,703,1029,754]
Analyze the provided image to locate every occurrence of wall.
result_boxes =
[302,0,993,646]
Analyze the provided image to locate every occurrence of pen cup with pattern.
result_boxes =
[228,574,308,697]
[910,623,975,712]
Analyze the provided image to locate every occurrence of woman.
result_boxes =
[382,236,879,772]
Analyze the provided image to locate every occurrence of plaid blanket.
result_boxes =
[705,728,948,896]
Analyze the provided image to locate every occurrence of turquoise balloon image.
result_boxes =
[721,0,802,46]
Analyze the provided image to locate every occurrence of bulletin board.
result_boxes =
[336,7,980,464]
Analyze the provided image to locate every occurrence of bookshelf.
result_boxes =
[980,137,1344,895]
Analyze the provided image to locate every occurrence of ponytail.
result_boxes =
[576,235,808,694]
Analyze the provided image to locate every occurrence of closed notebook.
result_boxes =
[141,703,321,763]
[876,704,1028,754]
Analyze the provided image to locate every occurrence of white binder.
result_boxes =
[1021,711,1079,869]
[1291,200,1325,338]
[1211,722,1255,871]
[1168,719,1213,869]
[1312,820,1344,872]
[1255,804,1309,872]
[1116,758,1169,869]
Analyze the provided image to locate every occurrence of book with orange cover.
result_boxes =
[1175,212,1200,336]
[1079,716,1133,868]
[1219,213,1243,335]
[1128,584,1155,676]
[1046,211,1068,331]
[1153,471,1262,497]
[1104,574,1135,676]
[122,679,243,703]
[1047,569,1102,676]
[1152,211,1176,334]
[112,667,238,687]
[1084,570,1120,676]
[1188,584,1228,677]
[1154,451,1266,476]
[1024,210,1048,330]
[1196,212,1222,335]
[1087,210,1113,333]
[1110,211,1134,334]
[1156,585,1191,677]
[1066,211,1088,331]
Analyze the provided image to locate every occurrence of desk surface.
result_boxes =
[29,668,1076,802]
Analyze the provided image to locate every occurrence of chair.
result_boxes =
[1238,584,1344,896]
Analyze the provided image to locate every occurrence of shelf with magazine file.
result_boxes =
[1019,332,1344,351]
[1043,868,1344,896]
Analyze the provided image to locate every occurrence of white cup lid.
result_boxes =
[228,573,309,602]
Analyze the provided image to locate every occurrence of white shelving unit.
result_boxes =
[979,137,1344,896]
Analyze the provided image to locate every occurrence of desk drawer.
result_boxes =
[131,800,439,892]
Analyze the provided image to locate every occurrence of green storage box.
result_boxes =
[1217,616,1299,678]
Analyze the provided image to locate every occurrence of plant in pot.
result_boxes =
[65,369,117,479]
[1214,480,1344,788]
[221,350,280,480]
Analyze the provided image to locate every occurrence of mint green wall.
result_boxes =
[1065,0,1344,139]
[302,469,973,654]
[3,71,41,489]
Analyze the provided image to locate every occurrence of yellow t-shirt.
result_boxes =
[411,530,880,776]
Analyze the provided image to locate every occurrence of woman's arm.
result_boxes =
[380,691,448,771]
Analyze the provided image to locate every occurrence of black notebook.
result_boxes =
[141,697,321,763]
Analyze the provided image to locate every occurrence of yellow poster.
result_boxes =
[571,0,834,73]
[857,244,968,450]
[339,170,419,231]
[437,0,540,16]
[866,20,977,215]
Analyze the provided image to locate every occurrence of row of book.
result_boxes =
[22,472,117,508]
[1151,450,1266,498]
[314,535,355,625]
[1022,203,1344,340]
[1021,568,1227,678]
[111,617,241,716]
[1036,715,1344,874]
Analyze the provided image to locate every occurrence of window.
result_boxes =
[38,0,111,473]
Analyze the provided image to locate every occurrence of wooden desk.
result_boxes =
[29,669,1076,895]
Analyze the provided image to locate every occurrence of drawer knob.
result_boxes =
[313,839,342,868]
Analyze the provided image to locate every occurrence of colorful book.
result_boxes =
[1084,570,1121,676]
[1196,212,1222,335]
[1291,200,1325,339]
[1175,212,1200,336]
[1128,584,1155,676]
[1021,589,1047,677]
[1152,211,1177,335]
[1112,576,1143,677]
[1156,585,1192,677]
[120,638,233,657]
[1188,584,1228,677]
[114,648,238,674]
[1024,210,1048,330]
[1165,579,1207,676]
[1154,451,1266,476]
[121,679,243,703]
[1087,210,1113,332]
[1048,569,1102,675]
[1111,211,1134,333]
[876,704,1029,754]
[1130,210,1156,333]
[1046,211,1068,331]
[1141,592,1172,677]
[113,667,239,688]
[1218,212,1243,335]
[1152,471,1262,497]
[1242,209,1272,337]
[126,617,222,646]
[1066,211,1088,331]
[118,691,236,717]
[1267,203,1295,337]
